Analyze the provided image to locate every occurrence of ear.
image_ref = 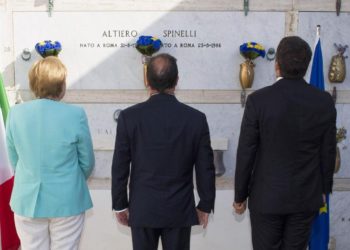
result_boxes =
[275,61,281,78]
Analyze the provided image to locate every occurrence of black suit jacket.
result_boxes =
[112,93,215,227]
[235,78,336,214]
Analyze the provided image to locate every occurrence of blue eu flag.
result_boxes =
[309,37,325,90]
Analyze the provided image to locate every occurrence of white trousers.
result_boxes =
[14,213,85,250]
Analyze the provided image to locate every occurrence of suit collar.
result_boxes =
[275,78,308,86]
[148,93,178,102]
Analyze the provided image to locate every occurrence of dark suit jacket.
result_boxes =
[235,78,336,214]
[112,93,215,227]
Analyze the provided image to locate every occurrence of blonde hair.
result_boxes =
[29,56,67,98]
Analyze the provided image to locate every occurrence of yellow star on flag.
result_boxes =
[319,203,328,215]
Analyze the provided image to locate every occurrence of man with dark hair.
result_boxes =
[233,36,336,249]
[275,36,312,79]
[112,53,216,250]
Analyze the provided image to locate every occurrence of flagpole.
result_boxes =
[317,25,321,37]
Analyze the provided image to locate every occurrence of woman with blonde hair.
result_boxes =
[6,56,95,250]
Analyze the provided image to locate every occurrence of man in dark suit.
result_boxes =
[233,36,336,249]
[111,53,215,250]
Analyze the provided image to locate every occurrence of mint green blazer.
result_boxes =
[6,99,95,218]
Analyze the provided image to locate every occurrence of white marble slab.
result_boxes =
[13,11,284,90]
[78,103,243,178]
[298,12,350,90]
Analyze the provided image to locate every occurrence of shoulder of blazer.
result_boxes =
[58,104,87,126]
[310,87,335,110]
[306,82,333,98]
[248,83,276,101]
[10,101,35,119]
[120,101,147,116]
[64,103,85,115]
[180,102,206,120]
[9,100,30,112]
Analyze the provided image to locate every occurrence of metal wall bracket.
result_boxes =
[48,0,54,17]
[244,0,249,16]
[21,48,31,61]
[336,0,341,16]
[214,151,226,177]
[241,89,246,108]
[266,48,276,61]
[332,86,337,104]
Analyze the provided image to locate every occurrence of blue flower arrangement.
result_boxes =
[35,40,62,58]
[136,36,162,56]
[240,42,265,60]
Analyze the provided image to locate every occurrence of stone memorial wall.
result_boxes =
[12,11,285,179]
[1,1,350,249]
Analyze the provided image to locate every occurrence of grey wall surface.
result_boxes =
[1,4,350,248]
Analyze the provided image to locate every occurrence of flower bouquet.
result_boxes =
[135,36,162,87]
[239,42,265,89]
[240,42,266,60]
[336,127,347,143]
[35,40,62,58]
[136,36,162,57]
[335,127,347,173]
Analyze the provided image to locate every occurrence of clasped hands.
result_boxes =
[115,208,210,228]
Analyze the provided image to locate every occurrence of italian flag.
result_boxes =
[0,75,20,250]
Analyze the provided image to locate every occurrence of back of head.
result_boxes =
[276,36,312,79]
[146,53,178,93]
[29,56,67,99]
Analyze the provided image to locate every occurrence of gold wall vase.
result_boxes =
[142,55,151,88]
[335,146,341,173]
[239,59,255,89]
[143,64,148,88]
[328,43,348,83]
[329,54,346,83]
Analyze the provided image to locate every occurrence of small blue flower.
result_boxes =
[54,41,61,50]
[44,42,53,49]
[35,40,62,58]
[153,40,162,50]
